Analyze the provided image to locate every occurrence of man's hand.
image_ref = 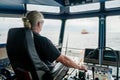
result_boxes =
[78,65,87,72]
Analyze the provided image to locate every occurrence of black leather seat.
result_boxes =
[6,28,49,80]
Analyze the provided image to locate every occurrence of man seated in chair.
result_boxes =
[22,11,87,79]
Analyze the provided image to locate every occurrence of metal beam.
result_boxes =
[43,7,120,19]
[58,19,66,51]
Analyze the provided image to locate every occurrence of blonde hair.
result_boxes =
[22,11,44,29]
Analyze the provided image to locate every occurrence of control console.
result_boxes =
[85,64,113,80]
[63,64,113,80]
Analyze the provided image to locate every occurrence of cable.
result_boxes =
[85,48,99,80]
[86,48,99,59]
[103,47,119,80]
[65,34,69,55]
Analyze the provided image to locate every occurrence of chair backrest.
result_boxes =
[6,28,49,80]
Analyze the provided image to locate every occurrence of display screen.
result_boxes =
[84,48,119,66]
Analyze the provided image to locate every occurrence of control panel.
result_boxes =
[86,64,113,80]
[63,64,114,80]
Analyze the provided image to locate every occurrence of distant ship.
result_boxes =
[81,29,89,34]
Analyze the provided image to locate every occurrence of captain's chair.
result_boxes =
[6,28,49,80]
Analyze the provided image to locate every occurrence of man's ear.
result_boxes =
[37,22,40,26]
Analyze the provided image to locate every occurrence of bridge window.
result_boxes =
[27,4,60,13]
[70,3,100,13]
[0,18,23,44]
[105,0,120,9]
[0,18,61,46]
[106,16,120,50]
[40,19,61,45]
[62,17,99,57]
